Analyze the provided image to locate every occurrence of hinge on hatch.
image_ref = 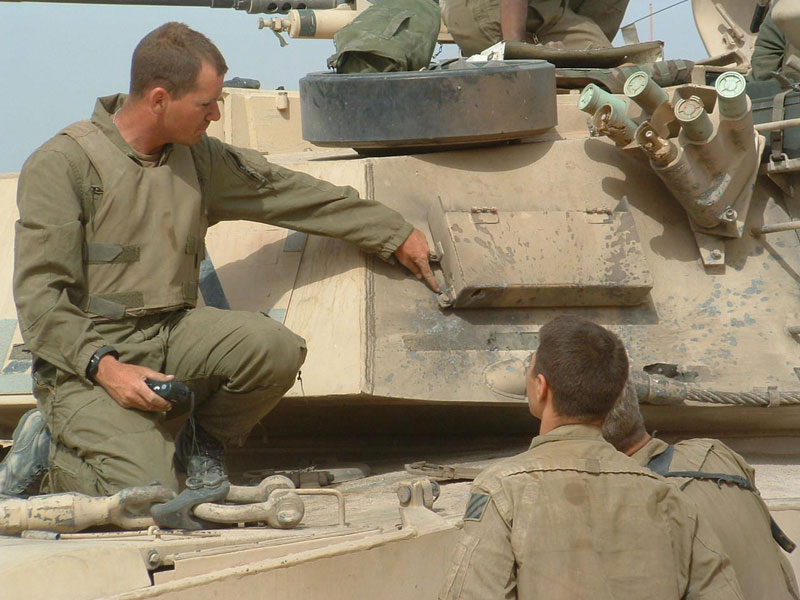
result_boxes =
[470,207,499,224]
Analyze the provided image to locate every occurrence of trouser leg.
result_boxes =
[442,0,501,57]
[163,307,307,447]
[443,0,610,57]
[35,363,178,495]
[534,4,612,49]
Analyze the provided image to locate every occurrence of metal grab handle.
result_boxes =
[294,489,347,526]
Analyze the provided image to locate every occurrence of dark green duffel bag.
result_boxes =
[327,0,441,74]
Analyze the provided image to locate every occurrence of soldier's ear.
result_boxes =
[535,374,549,405]
[527,372,548,418]
[148,87,170,115]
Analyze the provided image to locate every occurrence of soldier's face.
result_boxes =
[164,61,223,145]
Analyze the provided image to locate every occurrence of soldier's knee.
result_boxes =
[47,440,179,496]
[94,454,179,496]
[238,313,306,383]
[270,333,307,392]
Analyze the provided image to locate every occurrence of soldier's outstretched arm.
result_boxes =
[439,491,516,600]
[195,137,437,289]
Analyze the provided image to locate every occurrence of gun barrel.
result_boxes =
[1,0,345,13]
[2,0,235,6]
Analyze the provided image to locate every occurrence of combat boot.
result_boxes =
[151,420,229,530]
[173,420,228,489]
[0,409,51,497]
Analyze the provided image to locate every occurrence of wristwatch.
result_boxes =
[86,345,119,381]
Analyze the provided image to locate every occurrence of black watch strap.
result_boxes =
[86,345,119,381]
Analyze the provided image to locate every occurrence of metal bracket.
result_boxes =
[470,207,499,224]
[692,229,726,270]
[405,461,482,481]
[469,41,506,63]
[396,479,445,530]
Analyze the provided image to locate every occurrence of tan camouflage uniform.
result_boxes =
[439,424,744,600]
[633,437,800,600]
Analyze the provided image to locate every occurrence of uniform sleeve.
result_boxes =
[439,494,516,600]
[14,147,106,379]
[195,137,413,262]
[780,553,800,600]
[684,513,745,600]
[751,11,788,81]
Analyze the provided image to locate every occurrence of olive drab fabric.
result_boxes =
[634,438,800,600]
[36,307,307,495]
[442,0,627,58]
[61,121,207,320]
[439,424,745,600]
[327,0,441,73]
[15,94,412,381]
[569,0,629,44]
[14,93,413,495]
[752,7,800,81]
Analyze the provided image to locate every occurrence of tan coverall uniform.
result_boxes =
[14,94,414,496]
[441,0,629,58]
[633,437,800,600]
[439,424,744,600]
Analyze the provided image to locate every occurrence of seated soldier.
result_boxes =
[442,0,629,57]
[602,382,800,600]
[439,315,743,600]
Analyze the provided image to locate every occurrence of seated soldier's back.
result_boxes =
[666,439,799,599]
[474,425,739,599]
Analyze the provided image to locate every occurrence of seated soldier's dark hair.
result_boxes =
[533,315,628,419]
[130,22,228,99]
[601,381,646,452]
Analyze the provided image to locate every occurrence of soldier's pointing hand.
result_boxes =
[394,228,440,292]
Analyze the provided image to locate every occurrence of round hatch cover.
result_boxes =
[299,60,557,154]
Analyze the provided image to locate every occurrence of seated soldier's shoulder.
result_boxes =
[473,438,655,493]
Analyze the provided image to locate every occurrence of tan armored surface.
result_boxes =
[2,0,800,597]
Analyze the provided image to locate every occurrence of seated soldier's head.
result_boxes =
[526,316,628,423]
[602,380,647,453]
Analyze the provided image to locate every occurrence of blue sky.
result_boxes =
[0,0,707,173]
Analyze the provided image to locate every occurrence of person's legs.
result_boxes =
[35,315,180,495]
[162,307,307,447]
[533,3,612,49]
[32,308,304,495]
[442,0,502,57]
[443,0,609,57]
[36,363,178,495]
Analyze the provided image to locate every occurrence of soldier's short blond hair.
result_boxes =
[130,22,228,99]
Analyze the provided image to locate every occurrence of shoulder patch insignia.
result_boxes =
[463,492,490,522]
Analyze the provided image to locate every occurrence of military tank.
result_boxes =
[1,0,800,597]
